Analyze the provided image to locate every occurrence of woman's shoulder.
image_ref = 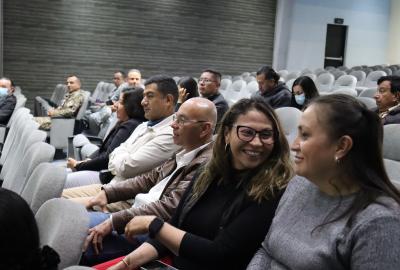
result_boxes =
[285,175,315,194]
[356,196,400,224]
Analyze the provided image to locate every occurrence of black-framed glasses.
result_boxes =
[235,125,274,144]
[172,114,208,126]
[198,78,216,84]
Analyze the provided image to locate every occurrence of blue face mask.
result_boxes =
[0,87,8,96]
[295,93,306,105]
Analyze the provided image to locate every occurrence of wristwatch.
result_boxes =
[149,217,164,238]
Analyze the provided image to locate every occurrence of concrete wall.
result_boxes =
[3,0,276,108]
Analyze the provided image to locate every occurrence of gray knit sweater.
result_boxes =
[247,176,400,270]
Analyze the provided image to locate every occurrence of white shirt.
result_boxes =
[108,114,181,183]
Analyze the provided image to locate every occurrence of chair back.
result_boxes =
[316,73,335,92]
[21,162,67,214]
[36,198,89,269]
[275,107,302,145]
[2,141,55,194]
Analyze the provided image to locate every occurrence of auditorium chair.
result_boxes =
[2,141,55,194]
[36,198,89,269]
[332,75,357,91]
[21,162,67,214]
[49,90,91,152]
[382,124,400,188]
[35,84,68,116]
[275,107,302,146]
[356,97,377,110]
[316,72,335,92]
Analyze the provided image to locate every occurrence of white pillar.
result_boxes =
[272,0,294,70]
[387,0,400,65]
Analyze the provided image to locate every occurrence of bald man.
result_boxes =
[0,77,16,125]
[73,97,217,265]
[35,75,84,130]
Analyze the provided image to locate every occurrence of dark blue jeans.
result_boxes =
[80,211,148,266]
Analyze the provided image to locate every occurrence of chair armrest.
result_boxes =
[83,135,103,145]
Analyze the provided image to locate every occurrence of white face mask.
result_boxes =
[0,87,8,96]
[295,93,306,105]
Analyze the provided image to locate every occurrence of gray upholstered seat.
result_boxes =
[356,97,377,110]
[21,162,67,214]
[49,90,91,150]
[316,73,335,92]
[36,198,89,269]
[383,124,400,186]
[2,141,55,194]
[332,75,357,91]
[275,107,302,146]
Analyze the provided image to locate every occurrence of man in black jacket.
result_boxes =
[198,69,229,126]
[0,77,17,125]
[252,65,292,108]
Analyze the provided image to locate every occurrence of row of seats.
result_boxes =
[0,107,89,269]
[1,78,399,268]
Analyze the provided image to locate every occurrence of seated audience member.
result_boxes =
[290,76,319,110]
[77,97,216,265]
[252,65,291,108]
[0,188,60,269]
[374,75,400,125]
[62,75,181,210]
[247,94,400,270]
[65,88,146,188]
[84,70,127,135]
[198,69,229,124]
[0,77,17,125]
[175,76,199,110]
[102,98,293,270]
[109,69,142,105]
[35,75,84,130]
[104,71,127,105]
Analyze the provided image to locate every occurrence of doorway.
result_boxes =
[324,24,348,68]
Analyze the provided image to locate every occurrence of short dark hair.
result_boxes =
[144,75,178,104]
[256,65,280,82]
[115,70,126,78]
[202,69,222,83]
[177,77,199,99]
[377,75,400,94]
[67,74,81,84]
[121,88,146,120]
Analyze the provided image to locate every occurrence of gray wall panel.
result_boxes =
[4,0,276,108]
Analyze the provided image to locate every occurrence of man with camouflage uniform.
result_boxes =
[35,75,84,130]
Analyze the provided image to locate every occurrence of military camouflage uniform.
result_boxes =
[35,89,84,130]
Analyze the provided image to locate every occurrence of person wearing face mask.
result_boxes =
[290,76,319,110]
[0,77,17,125]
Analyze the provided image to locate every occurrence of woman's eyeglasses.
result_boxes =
[235,125,274,144]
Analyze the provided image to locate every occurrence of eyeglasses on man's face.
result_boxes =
[234,125,274,144]
[172,114,208,126]
[198,78,216,84]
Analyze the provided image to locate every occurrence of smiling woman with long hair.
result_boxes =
[97,97,293,270]
[248,94,400,270]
